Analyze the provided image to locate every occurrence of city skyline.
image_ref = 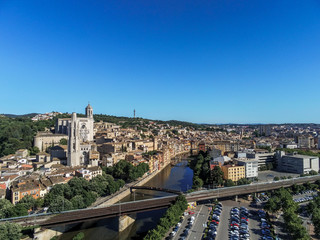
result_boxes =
[1,1,320,124]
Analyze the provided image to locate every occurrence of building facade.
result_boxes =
[67,104,96,167]
[236,159,259,178]
[278,153,319,174]
[221,165,245,182]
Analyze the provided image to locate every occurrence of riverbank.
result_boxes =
[91,151,190,207]
[91,161,171,207]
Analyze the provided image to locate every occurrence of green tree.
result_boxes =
[264,196,281,213]
[224,179,235,187]
[19,195,36,210]
[59,138,68,145]
[211,166,224,186]
[49,196,73,212]
[309,170,318,175]
[72,232,85,240]
[0,222,22,240]
[237,178,251,185]
[0,199,14,218]
[193,176,203,189]
[274,176,280,181]
[29,146,40,155]
[71,195,86,209]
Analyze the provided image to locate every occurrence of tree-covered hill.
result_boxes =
[0,117,54,157]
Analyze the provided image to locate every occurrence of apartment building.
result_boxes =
[236,159,259,178]
[11,180,41,205]
[221,165,245,182]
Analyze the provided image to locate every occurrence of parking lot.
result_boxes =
[166,192,318,240]
[167,204,211,240]
[215,200,262,240]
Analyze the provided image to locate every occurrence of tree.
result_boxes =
[312,208,320,236]
[12,203,28,217]
[59,138,67,145]
[310,170,318,175]
[49,196,73,212]
[193,177,203,189]
[29,146,40,155]
[266,162,273,170]
[237,178,251,185]
[72,232,85,240]
[0,222,22,240]
[19,195,36,210]
[211,166,224,187]
[264,197,281,214]
[0,199,14,218]
[274,176,280,181]
[224,179,235,187]
[71,195,86,209]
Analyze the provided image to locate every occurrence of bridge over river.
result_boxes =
[3,175,319,228]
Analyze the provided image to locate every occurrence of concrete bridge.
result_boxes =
[2,175,319,231]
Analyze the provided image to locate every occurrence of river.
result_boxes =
[60,159,193,240]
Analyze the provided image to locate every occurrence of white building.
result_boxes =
[67,104,97,167]
[236,159,259,179]
[278,153,319,174]
[247,151,275,168]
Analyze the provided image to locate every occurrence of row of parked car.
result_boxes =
[294,194,317,203]
[179,215,195,240]
[255,195,269,204]
[257,209,273,240]
[293,190,318,203]
[205,202,222,240]
[229,206,250,240]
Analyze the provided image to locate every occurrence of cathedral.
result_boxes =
[67,104,98,167]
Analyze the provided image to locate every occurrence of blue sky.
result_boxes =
[0,1,320,124]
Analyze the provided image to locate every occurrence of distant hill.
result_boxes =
[2,113,39,118]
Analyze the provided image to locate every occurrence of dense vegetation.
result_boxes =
[44,174,125,212]
[0,116,54,157]
[0,222,22,240]
[264,187,311,239]
[0,195,43,219]
[103,160,149,182]
[43,160,148,212]
[144,195,188,240]
[306,181,320,237]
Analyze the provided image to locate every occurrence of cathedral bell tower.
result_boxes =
[86,104,93,119]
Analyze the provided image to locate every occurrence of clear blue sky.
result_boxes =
[1,1,320,124]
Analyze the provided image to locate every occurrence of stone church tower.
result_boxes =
[67,104,95,167]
